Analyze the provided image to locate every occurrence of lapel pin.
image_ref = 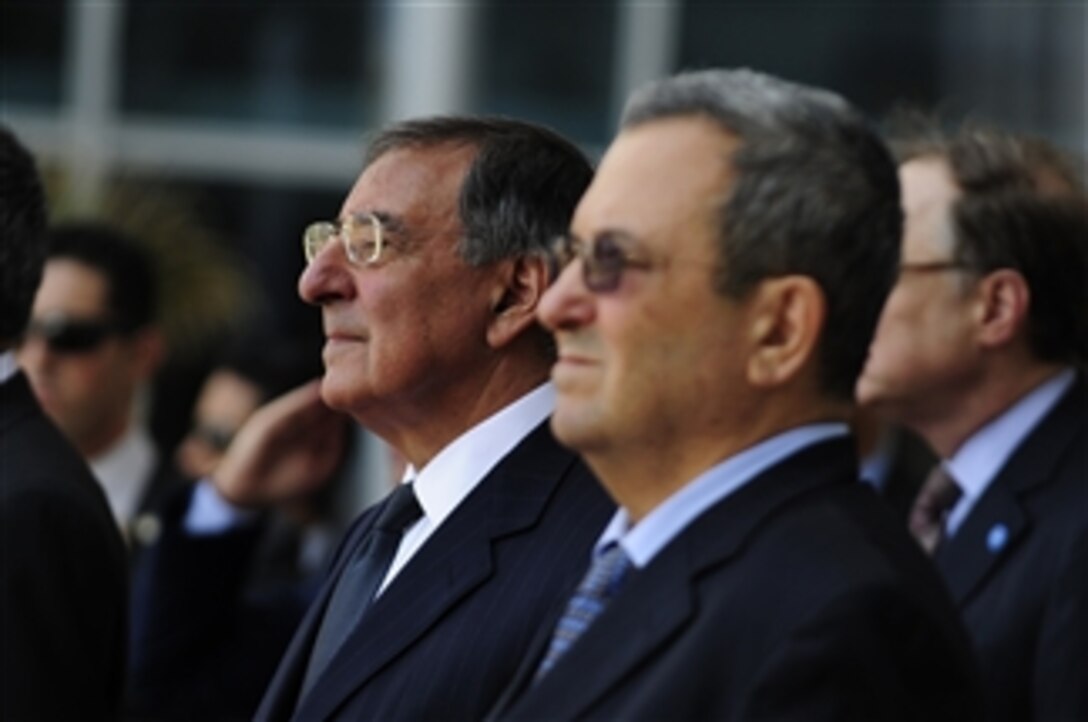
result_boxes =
[986,523,1009,553]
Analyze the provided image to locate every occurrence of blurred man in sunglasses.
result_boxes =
[1,126,128,719]
[18,222,171,542]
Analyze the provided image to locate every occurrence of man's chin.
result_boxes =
[854,373,886,409]
[318,374,353,414]
[550,404,606,454]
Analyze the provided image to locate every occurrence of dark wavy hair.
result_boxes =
[0,125,49,345]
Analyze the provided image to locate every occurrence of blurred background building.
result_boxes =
[3,0,1084,514]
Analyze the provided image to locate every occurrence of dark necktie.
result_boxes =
[533,542,633,683]
[909,465,962,554]
[301,482,423,695]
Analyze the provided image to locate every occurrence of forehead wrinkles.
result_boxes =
[38,259,111,316]
[902,158,961,258]
[343,146,473,251]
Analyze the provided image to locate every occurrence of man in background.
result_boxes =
[1,126,128,720]
[18,222,173,545]
[128,334,338,721]
[492,69,981,720]
[857,122,1087,721]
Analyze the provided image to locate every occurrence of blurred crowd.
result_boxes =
[1,65,1084,722]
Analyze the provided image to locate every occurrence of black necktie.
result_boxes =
[301,483,423,695]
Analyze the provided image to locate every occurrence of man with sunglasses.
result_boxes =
[131,116,613,722]
[490,69,981,720]
[1,126,128,719]
[857,123,1088,722]
[17,222,172,544]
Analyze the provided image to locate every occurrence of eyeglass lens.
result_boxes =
[551,233,634,293]
[303,214,383,265]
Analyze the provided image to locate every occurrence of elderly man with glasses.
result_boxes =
[488,69,983,721]
[129,116,613,722]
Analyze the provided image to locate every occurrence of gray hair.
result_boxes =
[622,68,902,401]
[364,115,594,266]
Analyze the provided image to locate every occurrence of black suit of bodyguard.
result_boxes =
[491,69,982,721]
[1,125,128,721]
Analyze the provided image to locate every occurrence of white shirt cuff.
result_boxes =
[183,479,259,535]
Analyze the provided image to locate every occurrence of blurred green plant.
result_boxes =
[44,170,263,364]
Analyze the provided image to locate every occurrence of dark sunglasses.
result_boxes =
[549,232,653,293]
[188,423,237,453]
[22,315,121,354]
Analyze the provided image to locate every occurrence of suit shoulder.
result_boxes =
[736,482,951,608]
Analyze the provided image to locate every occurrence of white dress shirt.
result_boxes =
[944,367,1076,537]
[0,350,19,384]
[90,422,159,529]
[596,423,850,569]
[184,383,556,592]
[378,383,555,593]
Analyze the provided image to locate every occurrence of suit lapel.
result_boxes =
[501,439,858,720]
[935,376,1085,606]
[255,508,379,721]
[0,372,39,432]
[295,422,580,722]
[934,485,1027,604]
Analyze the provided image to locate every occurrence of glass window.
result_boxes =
[679,4,941,118]
[120,4,381,129]
[0,0,68,107]
[474,2,617,146]
[173,177,344,330]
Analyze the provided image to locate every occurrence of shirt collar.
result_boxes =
[0,351,18,384]
[947,367,1076,507]
[90,422,158,526]
[402,383,555,529]
[598,423,850,568]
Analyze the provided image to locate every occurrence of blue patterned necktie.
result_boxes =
[533,542,633,683]
[301,482,423,696]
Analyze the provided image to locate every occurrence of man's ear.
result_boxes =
[745,276,825,389]
[486,254,550,349]
[973,268,1029,349]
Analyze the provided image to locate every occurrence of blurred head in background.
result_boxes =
[176,335,321,480]
[18,222,165,457]
[0,125,49,352]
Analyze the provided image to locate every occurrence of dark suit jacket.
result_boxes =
[127,483,317,721]
[255,419,613,721]
[492,438,983,722]
[1,371,129,721]
[934,375,1087,722]
[870,425,938,522]
[127,458,186,552]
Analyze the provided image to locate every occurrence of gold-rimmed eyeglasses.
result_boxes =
[303,213,385,266]
[549,232,655,293]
